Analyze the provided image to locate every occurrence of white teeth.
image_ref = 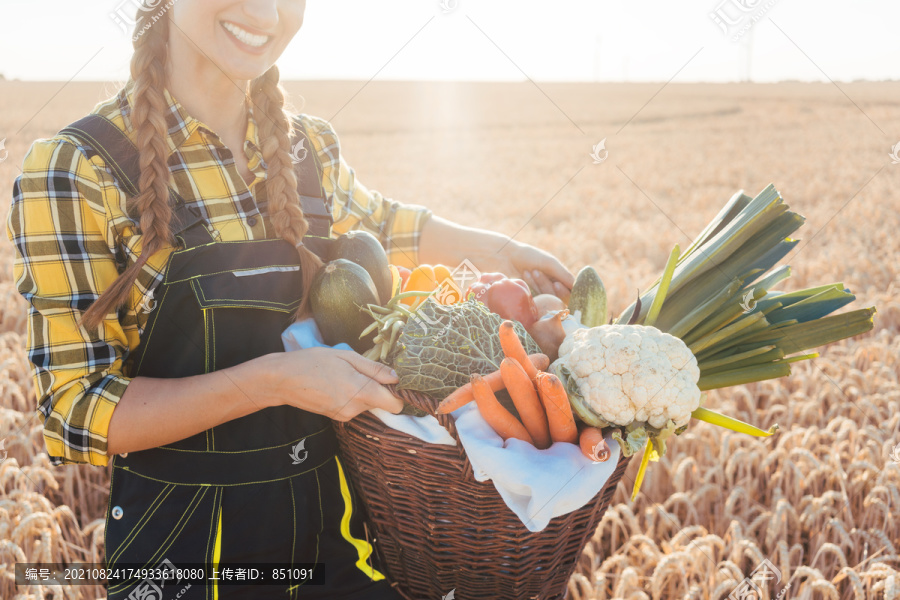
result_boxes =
[223,22,269,48]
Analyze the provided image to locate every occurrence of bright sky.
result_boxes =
[0,0,896,82]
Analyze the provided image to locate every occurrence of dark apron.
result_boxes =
[60,115,402,600]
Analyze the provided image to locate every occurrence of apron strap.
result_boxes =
[59,113,335,244]
[289,118,334,238]
[59,115,211,241]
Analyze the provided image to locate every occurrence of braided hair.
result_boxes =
[81,4,322,329]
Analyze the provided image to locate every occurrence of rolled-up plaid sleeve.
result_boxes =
[301,115,433,269]
[6,139,133,467]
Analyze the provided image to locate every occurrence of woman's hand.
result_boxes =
[418,216,575,303]
[107,348,401,456]
[241,347,405,421]
[492,240,575,303]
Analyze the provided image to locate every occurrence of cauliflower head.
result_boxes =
[556,324,701,429]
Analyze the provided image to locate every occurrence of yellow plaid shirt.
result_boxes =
[6,81,432,467]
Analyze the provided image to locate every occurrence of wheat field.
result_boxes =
[1,80,898,599]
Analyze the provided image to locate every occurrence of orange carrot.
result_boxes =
[535,372,578,444]
[579,427,611,462]
[500,358,551,449]
[437,369,504,414]
[472,374,534,444]
[499,320,539,379]
[435,353,550,414]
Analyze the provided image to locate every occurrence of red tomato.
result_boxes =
[466,274,539,328]
[486,279,540,328]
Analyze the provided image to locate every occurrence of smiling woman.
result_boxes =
[5,1,575,598]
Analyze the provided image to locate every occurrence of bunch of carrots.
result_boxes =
[437,321,611,463]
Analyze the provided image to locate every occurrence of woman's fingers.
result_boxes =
[536,255,575,290]
[510,243,576,293]
[521,270,538,295]
[338,352,405,414]
[346,374,405,415]
[529,270,557,295]
[553,280,572,305]
[327,372,404,420]
[339,351,399,384]
[364,387,406,414]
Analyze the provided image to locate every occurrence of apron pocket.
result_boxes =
[189,267,302,374]
[106,468,219,595]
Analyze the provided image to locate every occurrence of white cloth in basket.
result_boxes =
[282,318,620,532]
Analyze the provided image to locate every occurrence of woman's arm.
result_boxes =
[303,115,432,270]
[304,115,575,297]
[417,215,576,300]
[106,348,402,456]
[7,138,402,465]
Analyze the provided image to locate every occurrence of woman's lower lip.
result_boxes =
[221,23,271,55]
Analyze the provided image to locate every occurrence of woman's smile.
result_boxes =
[221,20,273,53]
[167,0,306,82]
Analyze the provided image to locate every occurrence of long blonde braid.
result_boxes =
[81,3,173,330]
[83,10,323,329]
[250,65,323,318]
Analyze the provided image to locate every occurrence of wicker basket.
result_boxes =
[333,385,631,600]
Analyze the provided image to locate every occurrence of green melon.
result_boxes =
[310,259,380,352]
[332,230,392,304]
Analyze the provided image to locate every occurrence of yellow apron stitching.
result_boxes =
[289,478,298,599]
[108,483,175,566]
[142,487,210,582]
[108,486,207,593]
[111,458,330,487]
[194,281,298,308]
[154,429,329,454]
[202,307,210,375]
[166,256,304,285]
[210,307,216,379]
[104,459,117,568]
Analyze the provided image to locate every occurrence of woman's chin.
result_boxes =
[214,33,279,81]
[216,55,275,83]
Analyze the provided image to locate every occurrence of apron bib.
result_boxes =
[57,115,402,600]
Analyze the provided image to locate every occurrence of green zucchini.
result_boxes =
[568,266,607,327]
[333,230,392,304]
[310,259,380,352]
